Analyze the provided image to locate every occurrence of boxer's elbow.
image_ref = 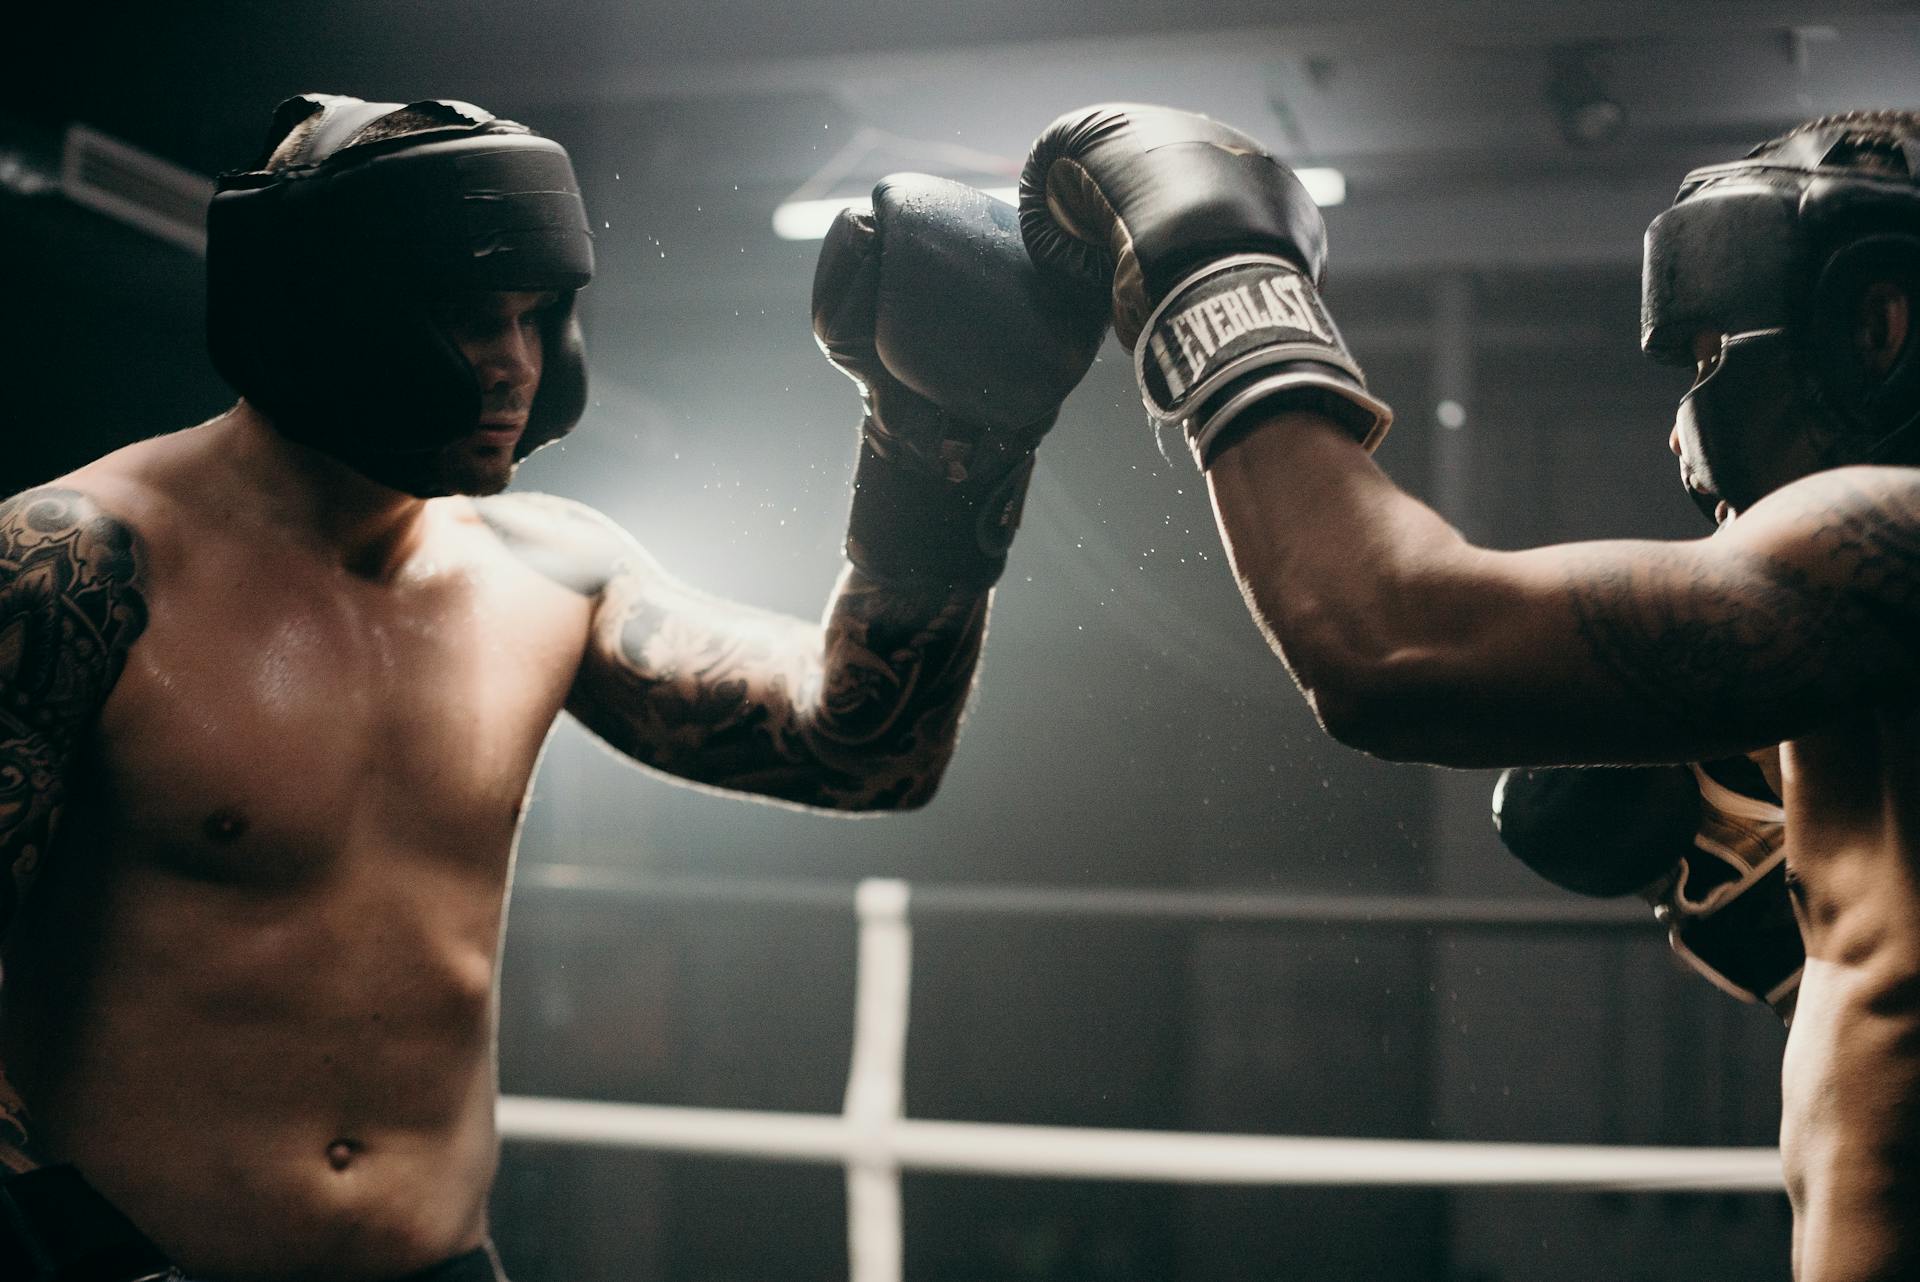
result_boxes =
[1262,600,1374,744]
[853,766,945,813]
[1315,669,1479,763]
[1275,606,1460,762]
[1295,650,1422,759]
[885,739,966,811]
[829,745,956,814]
[1309,675,1439,761]
[762,767,940,815]
[884,776,942,813]
[1246,541,1498,762]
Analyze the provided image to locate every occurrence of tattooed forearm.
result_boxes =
[1565,471,1920,730]
[572,577,825,781]
[572,568,989,811]
[0,488,148,933]
[810,574,989,795]
[487,491,992,809]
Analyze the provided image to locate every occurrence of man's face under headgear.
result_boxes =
[206,94,596,498]
[1641,115,1920,518]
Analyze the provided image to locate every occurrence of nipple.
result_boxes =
[327,1138,360,1171]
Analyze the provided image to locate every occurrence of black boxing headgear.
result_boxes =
[207,94,595,495]
[1641,113,1920,511]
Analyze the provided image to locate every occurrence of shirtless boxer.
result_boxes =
[0,95,1104,1281]
[1021,105,1920,1280]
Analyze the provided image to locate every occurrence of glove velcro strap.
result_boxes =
[1662,852,1804,1009]
[845,435,1035,593]
[1131,254,1392,465]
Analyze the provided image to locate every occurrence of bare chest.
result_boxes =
[93,537,591,885]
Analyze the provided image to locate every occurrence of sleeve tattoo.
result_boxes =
[1565,472,1920,727]
[482,493,992,810]
[0,488,147,1166]
[0,488,149,921]
[573,566,989,810]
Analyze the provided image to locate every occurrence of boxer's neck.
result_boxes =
[225,401,435,578]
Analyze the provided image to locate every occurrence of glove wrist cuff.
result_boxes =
[1662,851,1805,1014]
[845,433,1034,592]
[1131,254,1392,466]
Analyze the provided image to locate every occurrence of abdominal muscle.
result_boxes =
[2,828,514,1282]
[1781,955,1920,1282]
[1777,711,1920,1282]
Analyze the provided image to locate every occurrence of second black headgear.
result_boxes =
[1641,114,1920,509]
[207,94,595,491]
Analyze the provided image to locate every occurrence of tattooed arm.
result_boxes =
[479,494,989,811]
[1202,415,1920,766]
[0,487,149,1170]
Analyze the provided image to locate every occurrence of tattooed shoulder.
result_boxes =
[1794,466,1920,622]
[1564,467,1920,722]
[0,486,148,938]
[474,492,637,597]
[0,486,150,710]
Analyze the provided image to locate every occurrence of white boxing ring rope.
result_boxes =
[499,870,1784,1282]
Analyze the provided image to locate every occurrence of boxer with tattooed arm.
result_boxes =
[1023,104,1920,1281]
[0,96,1103,1282]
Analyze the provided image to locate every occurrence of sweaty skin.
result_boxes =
[1204,411,1920,1282]
[0,384,991,1274]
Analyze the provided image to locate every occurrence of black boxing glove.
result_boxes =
[813,175,1108,592]
[1019,103,1391,468]
[1492,764,1703,898]
[1493,760,1802,1019]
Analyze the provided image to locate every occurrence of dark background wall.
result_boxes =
[7,4,1909,1278]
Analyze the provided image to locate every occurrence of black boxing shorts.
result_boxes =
[0,1165,178,1281]
[0,1164,508,1282]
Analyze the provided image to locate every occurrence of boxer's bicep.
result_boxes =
[1544,466,1919,743]
[0,716,63,932]
[0,489,145,1171]
[478,493,835,800]
[567,556,828,789]
[1289,467,1917,764]
[0,489,147,941]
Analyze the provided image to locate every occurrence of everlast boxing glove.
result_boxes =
[813,175,1108,592]
[1019,103,1391,468]
[1493,759,1802,1020]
